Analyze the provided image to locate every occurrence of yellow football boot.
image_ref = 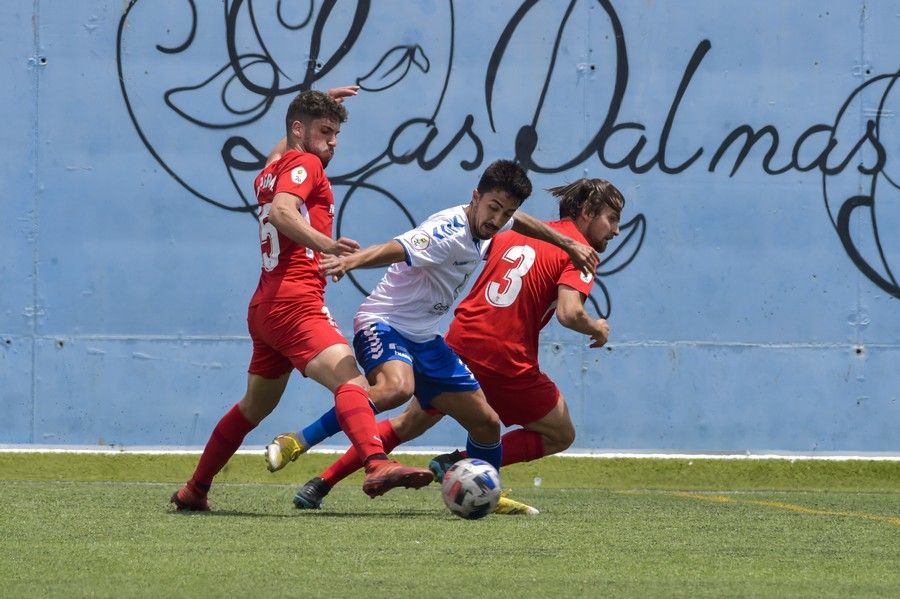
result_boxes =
[265,432,308,472]
[494,490,540,515]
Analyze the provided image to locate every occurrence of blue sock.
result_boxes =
[465,435,502,472]
[298,400,378,448]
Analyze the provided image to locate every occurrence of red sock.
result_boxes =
[334,383,386,463]
[190,403,255,491]
[453,430,544,466]
[322,420,401,487]
[499,429,545,466]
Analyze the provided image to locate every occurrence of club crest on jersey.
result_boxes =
[291,166,308,184]
[580,270,594,283]
[409,232,431,250]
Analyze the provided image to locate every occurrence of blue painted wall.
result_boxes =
[2,1,898,452]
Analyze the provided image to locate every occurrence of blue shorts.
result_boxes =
[352,322,480,407]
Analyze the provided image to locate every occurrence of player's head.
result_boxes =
[468,160,533,240]
[551,178,624,252]
[285,90,348,167]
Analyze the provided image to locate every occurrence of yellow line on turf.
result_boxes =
[667,491,900,526]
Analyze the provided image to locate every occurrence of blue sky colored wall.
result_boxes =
[1,1,898,452]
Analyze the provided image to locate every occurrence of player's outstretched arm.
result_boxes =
[556,285,610,348]
[510,210,598,276]
[321,239,406,282]
[268,192,360,256]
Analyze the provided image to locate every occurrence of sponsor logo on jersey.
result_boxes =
[580,270,594,283]
[429,302,451,316]
[291,166,308,184]
[409,232,431,250]
[256,173,275,195]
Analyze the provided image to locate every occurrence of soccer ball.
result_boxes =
[441,458,501,520]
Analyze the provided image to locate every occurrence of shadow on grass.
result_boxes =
[168,508,438,519]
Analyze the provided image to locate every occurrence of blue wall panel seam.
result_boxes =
[28,0,42,444]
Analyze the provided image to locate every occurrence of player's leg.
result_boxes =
[429,389,502,471]
[172,303,295,511]
[412,336,502,470]
[171,371,290,511]
[519,391,575,455]
[429,369,563,477]
[268,360,414,469]
[294,400,444,509]
[304,342,432,498]
[265,323,416,470]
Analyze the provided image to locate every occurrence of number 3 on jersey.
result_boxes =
[486,245,536,307]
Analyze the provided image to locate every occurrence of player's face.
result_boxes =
[298,117,341,167]
[470,189,521,240]
[583,205,620,252]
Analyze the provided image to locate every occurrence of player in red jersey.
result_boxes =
[287,178,624,512]
[171,88,432,511]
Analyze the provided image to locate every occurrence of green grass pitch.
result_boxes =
[1,452,898,598]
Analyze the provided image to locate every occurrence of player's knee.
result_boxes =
[471,411,501,440]
[545,424,576,454]
[371,378,414,411]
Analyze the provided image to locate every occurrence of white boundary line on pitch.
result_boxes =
[1,445,899,461]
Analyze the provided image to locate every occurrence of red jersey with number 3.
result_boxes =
[250,150,334,305]
[446,219,594,377]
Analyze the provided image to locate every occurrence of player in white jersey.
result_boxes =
[354,203,510,342]
[265,160,598,498]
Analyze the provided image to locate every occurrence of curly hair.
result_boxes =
[550,178,625,220]
[285,90,348,136]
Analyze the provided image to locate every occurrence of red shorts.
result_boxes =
[247,300,349,378]
[464,362,560,427]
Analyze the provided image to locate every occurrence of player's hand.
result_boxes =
[326,85,360,103]
[588,319,609,348]
[322,236,360,257]
[320,254,348,282]
[565,241,599,279]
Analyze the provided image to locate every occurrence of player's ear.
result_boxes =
[290,119,305,140]
[471,189,480,205]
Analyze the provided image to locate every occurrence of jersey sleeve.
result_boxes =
[274,154,323,202]
[395,224,455,267]
[557,257,594,297]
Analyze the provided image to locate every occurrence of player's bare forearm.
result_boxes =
[268,192,334,252]
[321,240,404,282]
[343,239,406,271]
[511,211,598,274]
[556,285,609,347]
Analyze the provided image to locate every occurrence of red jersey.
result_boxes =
[446,219,594,377]
[249,150,334,305]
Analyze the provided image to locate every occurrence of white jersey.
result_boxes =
[354,204,514,342]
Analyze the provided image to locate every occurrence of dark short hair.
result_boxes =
[285,90,348,136]
[476,160,532,204]
[550,178,625,220]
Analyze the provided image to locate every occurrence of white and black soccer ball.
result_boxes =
[441,458,501,520]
